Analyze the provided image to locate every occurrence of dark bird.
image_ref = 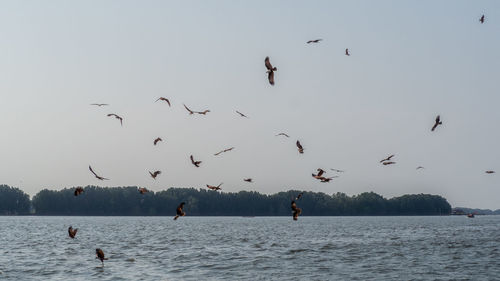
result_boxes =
[244,178,253,183]
[89,166,109,180]
[380,155,395,163]
[149,171,161,180]
[265,56,277,85]
[431,115,442,131]
[107,113,123,126]
[485,170,495,174]
[291,192,303,221]
[330,169,344,173]
[174,202,186,220]
[68,226,78,239]
[90,103,108,107]
[306,39,322,44]
[214,147,235,156]
[156,97,171,106]
[183,104,195,115]
[138,187,149,194]
[276,133,290,138]
[74,187,84,196]
[190,155,202,167]
[345,48,350,56]
[296,140,304,154]
[206,183,223,190]
[312,168,325,179]
[153,137,162,145]
[320,176,338,183]
[196,109,210,115]
[382,161,396,165]
[96,248,108,265]
[480,15,485,24]
[236,111,248,118]
[416,166,425,170]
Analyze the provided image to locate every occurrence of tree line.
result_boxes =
[0,184,452,216]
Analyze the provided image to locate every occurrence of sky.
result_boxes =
[0,0,499,209]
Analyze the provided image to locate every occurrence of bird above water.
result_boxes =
[155,97,171,106]
[89,166,109,180]
[68,226,78,238]
[291,192,303,221]
[265,56,277,85]
[174,202,186,220]
[96,248,108,265]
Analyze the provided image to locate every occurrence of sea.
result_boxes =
[0,216,499,280]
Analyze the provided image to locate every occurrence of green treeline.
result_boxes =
[0,184,451,216]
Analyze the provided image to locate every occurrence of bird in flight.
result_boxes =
[174,202,186,220]
[416,166,425,170]
[95,248,108,266]
[312,168,325,179]
[107,113,123,126]
[291,192,303,221]
[306,39,322,44]
[296,140,304,154]
[480,14,485,24]
[183,104,210,115]
[320,176,338,183]
[190,155,202,167]
[265,56,277,85]
[382,161,396,165]
[68,226,78,239]
[330,169,344,173]
[196,110,210,115]
[149,171,161,180]
[156,97,171,106]
[138,187,149,194]
[345,48,350,56]
[235,111,248,118]
[206,183,223,190]
[89,166,109,180]
[276,133,290,138]
[244,178,253,183]
[214,147,235,156]
[183,104,195,115]
[153,137,162,145]
[74,187,84,196]
[485,170,495,174]
[90,103,108,107]
[431,115,442,131]
[380,155,395,163]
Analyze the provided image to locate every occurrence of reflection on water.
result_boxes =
[0,216,499,280]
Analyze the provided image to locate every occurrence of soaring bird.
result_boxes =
[480,14,485,24]
[190,155,202,167]
[296,140,304,154]
[416,166,425,170]
[382,161,396,165]
[265,56,277,85]
[485,170,495,174]
[174,202,186,220]
[291,192,303,221]
[276,133,290,138]
[320,176,338,183]
[107,113,123,126]
[306,39,322,44]
[96,248,108,265]
[68,226,78,238]
[235,111,248,118]
[330,169,344,173]
[380,155,395,163]
[90,103,108,106]
[156,97,171,106]
[153,137,162,145]
[244,178,253,183]
[183,104,195,115]
[431,115,442,131]
[214,147,235,156]
[74,187,84,196]
[138,187,149,194]
[89,166,109,180]
[149,171,161,179]
[196,109,210,115]
[345,48,350,56]
[206,183,223,190]
[312,168,325,179]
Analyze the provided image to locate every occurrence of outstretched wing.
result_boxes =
[265,56,273,70]
[268,71,275,85]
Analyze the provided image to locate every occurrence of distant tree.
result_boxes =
[0,185,31,215]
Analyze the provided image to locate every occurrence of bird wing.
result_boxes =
[296,141,302,149]
[268,71,275,85]
[183,104,194,113]
[317,169,324,177]
[89,166,98,177]
[190,155,195,164]
[265,57,273,70]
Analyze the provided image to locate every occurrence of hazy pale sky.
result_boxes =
[1,0,499,209]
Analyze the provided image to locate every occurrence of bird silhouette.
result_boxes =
[107,113,123,126]
[174,202,186,220]
[485,170,495,174]
[89,166,109,180]
[276,133,290,138]
[291,192,303,221]
[155,97,171,106]
[74,187,84,196]
[149,171,161,179]
[90,103,108,106]
[190,155,202,167]
[306,39,322,44]
[345,48,350,56]
[296,140,304,154]
[480,15,485,24]
[138,187,149,194]
[196,110,210,115]
[95,248,108,265]
[312,168,325,179]
[431,115,442,131]
[416,166,425,170]
[244,178,253,183]
[206,183,223,190]
[265,56,277,85]
[380,155,395,163]
[183,104,195,115]
[214,147,235,156]
[68,226,78,238]
[382,161,396,165]
[153,137,162,145]
[320,176,338,183]
[235,111,248,118]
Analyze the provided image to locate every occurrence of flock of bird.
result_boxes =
[64,14,493,266]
